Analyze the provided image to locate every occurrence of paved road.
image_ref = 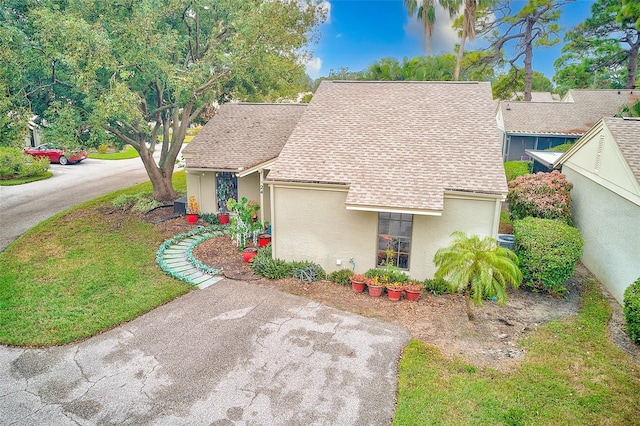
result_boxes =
[0,158,152,252]
[1,280,411,425]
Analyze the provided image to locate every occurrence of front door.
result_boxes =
[216,172,238,212]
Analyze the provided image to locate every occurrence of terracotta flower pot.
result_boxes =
[387,288,403,301]
[367,284,384,297]
[258,233,271,248]
[405,290,421,302]
[242,247,257,263]
[351,280,366,293]
[186,213,198,223]
[217,212,230,224]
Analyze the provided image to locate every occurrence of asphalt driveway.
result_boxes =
[1,279,411,425]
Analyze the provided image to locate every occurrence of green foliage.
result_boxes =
[423,278,454,295]
[507,170,573,224]
[556,0,639,90]
[112,192,163,213]
[434,231,522,320]
[492,67,555,100]
[513,218,583,295]
[227,197,262,250]
[290,261,325,283]
[0,147,49,179]
[365,265,409,285]
[327,269,353,286]
[623,277,640,344]
[97,143,110,154]
[199,213,220,225]
[545,142,573,152]
[504,161,532,181]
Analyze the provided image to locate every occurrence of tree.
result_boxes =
[2,0,324,201]
[434,231,522,320]
[491,67,554,99]
[555,0,640,90]
[453,0,496,80]
[478,0,571,101]
[405,0,460,57]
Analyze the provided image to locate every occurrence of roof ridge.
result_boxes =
[329,80,481,85]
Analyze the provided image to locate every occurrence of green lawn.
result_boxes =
[89,145,139,160]
[394,275,640,425]
[0,172,52,186]
[0,172,190,346]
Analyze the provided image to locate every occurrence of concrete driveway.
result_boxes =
[1,279,411,425]
[0,157,153,252]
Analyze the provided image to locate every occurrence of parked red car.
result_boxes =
[24,144,88,165]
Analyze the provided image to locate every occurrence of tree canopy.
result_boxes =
[1,0,325,200]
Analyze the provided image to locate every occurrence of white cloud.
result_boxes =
[404,4,461,57]
[305,57,323,78]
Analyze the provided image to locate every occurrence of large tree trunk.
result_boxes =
[523,16,534,102]
[454,28,467,81]
[627,41,639,89]
[137,141,179,202]
[465,284,475,321]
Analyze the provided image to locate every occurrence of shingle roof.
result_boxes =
[603,117,640,183]
[501,89,639,135]
[182,103,306,170]
[268,81,507,212]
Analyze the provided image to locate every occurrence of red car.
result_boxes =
[24,144,88,165]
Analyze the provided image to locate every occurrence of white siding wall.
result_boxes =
[564,167,640,304]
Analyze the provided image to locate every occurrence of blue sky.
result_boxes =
[305,0,596,80]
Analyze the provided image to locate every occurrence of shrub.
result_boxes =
[507,170,573,224]
[97,143,110,154]
[423,278,453,295]
[250,245,293,279]
[504,161,532,182]
[327,269,352,286]
[112,192,162,212]
[545,142,573,152]
[290,261,325,283]
[364,265,408,284]
[0,147,49,179]
[513,217,583,295]
[200,213,219,225]
[623,277,640,344]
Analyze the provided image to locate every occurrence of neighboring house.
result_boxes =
[556,117,640,304]
[181,103,306,225]
[266,81,507,279]
[510,92,560,102]
[498,89,639,161]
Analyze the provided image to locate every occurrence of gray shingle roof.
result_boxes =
[501,89,639,135]
[182,103,306,170]
[603,117,640,183]
[268,81,507,212]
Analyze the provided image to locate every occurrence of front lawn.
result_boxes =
[394,275,640,425]
[0,173,190,346]
[89,145,139,160]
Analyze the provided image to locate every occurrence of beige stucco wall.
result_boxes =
[271,185,502,280]
[186,170,216,213]
[564,165,640,305]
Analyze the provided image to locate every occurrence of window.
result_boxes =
[377,213,413,270]
[216,172,238,212]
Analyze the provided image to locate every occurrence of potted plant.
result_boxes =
[386,282,404,301]
[186,196,199,223]
[217,208,230,225]
[366,276,385,298]
[258,233,271,248]
[404,280,423,302]
[242,247,258,263]
[349,273,367,293]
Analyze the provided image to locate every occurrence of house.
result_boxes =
[265,81,507,279]
[181,103,306,225]
[556,117,640,304]
[498,89,639,161]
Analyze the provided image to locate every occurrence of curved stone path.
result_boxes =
[156,226,226,289]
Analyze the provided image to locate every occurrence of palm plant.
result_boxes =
[405,0,460,57]
[434,231,522,320]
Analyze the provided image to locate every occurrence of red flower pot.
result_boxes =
[405,290,421,302]
[186,213,198,223]
[351,280,366,293]
[367,285,384,297]
[242,247,257,263]
[387,288,403,301]
[217,213,230,224]
[258,234,271,247]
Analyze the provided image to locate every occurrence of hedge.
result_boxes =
[624,277,640,344]
[507,170,573,225]
[513,217,583,295]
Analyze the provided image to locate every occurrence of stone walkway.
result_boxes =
[155,226,225,289]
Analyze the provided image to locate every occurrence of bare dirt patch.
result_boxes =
[136,209,640,371]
